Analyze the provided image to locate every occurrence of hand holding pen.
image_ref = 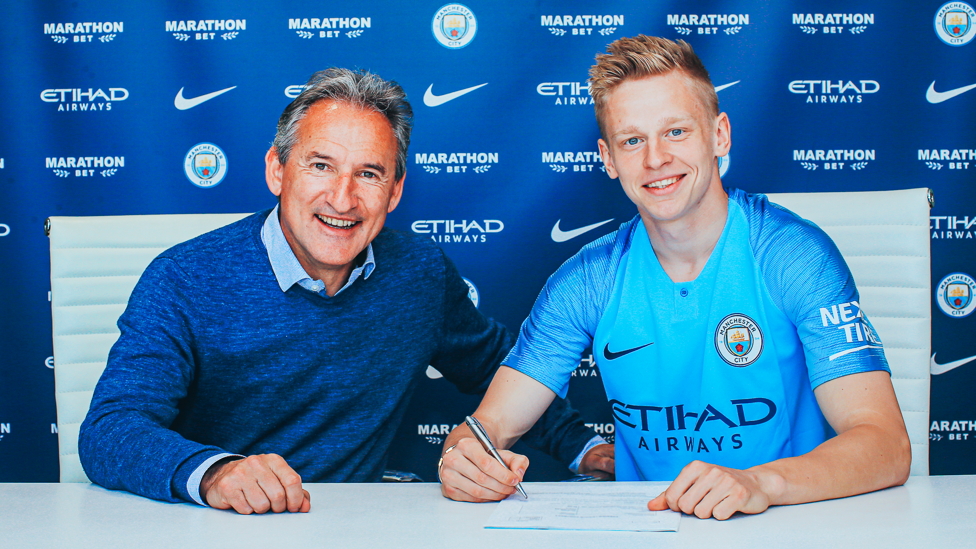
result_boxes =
[465,415,527,499]
[437,416,530,502]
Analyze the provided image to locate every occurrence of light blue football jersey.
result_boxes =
[505,189,889,481]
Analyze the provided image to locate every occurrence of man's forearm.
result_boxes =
[751,420,911,506]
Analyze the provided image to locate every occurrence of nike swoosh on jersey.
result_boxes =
[423,83,488,107]
[926,81,976,104]
[551,218,614,243]
[714,80,741,93]
[174,86,238,110]
[603,342,654,361]
[930,353,976,375]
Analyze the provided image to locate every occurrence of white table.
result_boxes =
[3,477,974,548]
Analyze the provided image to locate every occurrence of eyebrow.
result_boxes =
[305,152,388,176]
[610,116,697,139]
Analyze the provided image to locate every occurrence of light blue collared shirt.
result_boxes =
[260,205,375,296]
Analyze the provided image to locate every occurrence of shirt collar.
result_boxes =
[260,205,375,296]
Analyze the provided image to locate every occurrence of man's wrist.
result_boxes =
[749,464,787,506]
[197,455,243,506]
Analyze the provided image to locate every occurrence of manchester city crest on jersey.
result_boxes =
[715,314,764,367]
[432,4,477,49]
[936,273,976,317]
[184,142,227,188]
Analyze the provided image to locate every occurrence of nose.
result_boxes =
[328,171,358,213]
[644,139,672,170]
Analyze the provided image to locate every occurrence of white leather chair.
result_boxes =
[47,213,249,482]
[767,188,932,476]
[47,188,932,481]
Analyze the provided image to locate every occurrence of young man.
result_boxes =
[439,36,910,520]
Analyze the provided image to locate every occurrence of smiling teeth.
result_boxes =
[646,176,680,189]
[316,214,355,228]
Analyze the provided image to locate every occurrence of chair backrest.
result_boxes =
[766,188,931,476]
[47,213,250,482]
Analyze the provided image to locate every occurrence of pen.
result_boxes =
[465,415,528,499]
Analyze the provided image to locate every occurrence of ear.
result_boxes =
[265,147,283,197]
[598,138,619,179]
[387,172,405,213]
[714,112,731,157]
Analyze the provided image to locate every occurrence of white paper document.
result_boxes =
[484,482,680,532]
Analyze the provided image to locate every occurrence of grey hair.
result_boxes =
[273,68,413,181]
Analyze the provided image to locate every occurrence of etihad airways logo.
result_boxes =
[794,149,875,171]
[668,13,749,35]
[40,87,128,112]
[931,214,976,240]
[792,13,874,35]
[789,80,879,103]
[537,80,592,106]
[44,21,122,43]
[541,14,623,36]
[919,148,974,171]
[46,156,124,178]
[165,19,245,41]
[414,152,497,174]
[289,17,371,39]
[411,219,503,244]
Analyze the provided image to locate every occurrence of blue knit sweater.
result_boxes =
[79,211,593,504]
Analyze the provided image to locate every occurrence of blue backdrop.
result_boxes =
[2,0,975,482]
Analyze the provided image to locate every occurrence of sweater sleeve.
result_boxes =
[78,256,227,504]
[431,252,596,467]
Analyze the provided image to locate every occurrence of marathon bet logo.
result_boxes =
[46,156,124,178]
[537,80,592,106]
[788,79,879,103]
[289,17,371,39]
[668,13,749,36]
[934,2,976,46]
[540,14,623,37]
[792,13,874,35]
[414,152,497,174]
[793,149,875,171]
[44,21,123,43]
[929,419,976,442]
[418,423,459,444]
[543,151,604,173]
[40,87,129,112]
[165,19,245,41]
[411,219,504,244]
[931,214,976,240]
[919,148,975,170]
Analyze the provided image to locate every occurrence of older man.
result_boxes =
[440,36,910,519]
[79,68,611,515]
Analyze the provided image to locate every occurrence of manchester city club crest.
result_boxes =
[715,314,764,367]
[936,273,976,317]
[462,276,480,308]
[935,2,976,46]
[183,142,227,188]
[432,3,477,49]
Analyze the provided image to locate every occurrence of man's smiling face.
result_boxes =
[598,71,729,225]
[266,100,403,292]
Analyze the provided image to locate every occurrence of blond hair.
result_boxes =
[589,35,718,139]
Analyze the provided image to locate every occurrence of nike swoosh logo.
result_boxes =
[931,353,976,375]
[714,81,740,93]
[926,81,976,104]
[551,218,614,243]
[423,83,488,107]
[174,86,237,110]
[603,342,654,361]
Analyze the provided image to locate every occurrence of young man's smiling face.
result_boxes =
[598,71,730,227]
[266,99,403,292]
